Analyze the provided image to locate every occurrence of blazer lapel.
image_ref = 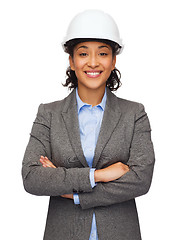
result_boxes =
[61,89,89,168]
[61,87,121,169]
[92,88,121,168]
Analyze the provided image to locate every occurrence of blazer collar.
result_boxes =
[75,87,107,113]
[61,87,121,168]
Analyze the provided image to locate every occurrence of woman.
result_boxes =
[22,10,155,240]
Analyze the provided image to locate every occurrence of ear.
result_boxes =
[112,55,116,70]
[69,56,75,71]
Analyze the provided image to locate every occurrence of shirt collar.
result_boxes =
[75,87,107,113]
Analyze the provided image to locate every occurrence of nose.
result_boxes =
[87,54,99,68]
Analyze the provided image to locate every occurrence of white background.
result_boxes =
[1,0,186,239]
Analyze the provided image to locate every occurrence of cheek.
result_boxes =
[103,58,115,70]
[73,57,85,70]
[104,62,114,72]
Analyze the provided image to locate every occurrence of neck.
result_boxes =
[77,85,106,107]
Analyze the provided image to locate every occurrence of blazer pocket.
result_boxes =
[67,156,79,163]
[66,156,83,168]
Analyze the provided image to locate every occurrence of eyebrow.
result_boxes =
[76,45,110,51]
[98,46,110,49]
[76,46,88,51]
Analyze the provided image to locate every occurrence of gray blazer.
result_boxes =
[22,87,155,240]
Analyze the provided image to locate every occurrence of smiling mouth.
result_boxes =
[85,71,102,78]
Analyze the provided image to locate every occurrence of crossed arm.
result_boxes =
[40,156,130,200]
[22,103,155,209]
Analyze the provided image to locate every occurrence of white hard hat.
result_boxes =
[62,9,123,54]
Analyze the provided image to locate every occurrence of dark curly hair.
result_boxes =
[62,38,122,91]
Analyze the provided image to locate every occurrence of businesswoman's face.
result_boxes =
[69,41,116,91]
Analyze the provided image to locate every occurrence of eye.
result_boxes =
[99,52,108,56]
[79,53,88,56]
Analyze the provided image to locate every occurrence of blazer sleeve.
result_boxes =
[22,104,93,196]
[78,103,155,210]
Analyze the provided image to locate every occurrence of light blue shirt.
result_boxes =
[74,87,107,240]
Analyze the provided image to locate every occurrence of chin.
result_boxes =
[85,83,106,91]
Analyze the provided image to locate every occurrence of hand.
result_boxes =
[94,162,129,183]
[40,156,56,168]
[61,194,73,200]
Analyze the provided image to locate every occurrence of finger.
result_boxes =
[40,159,51,168]
[42,157,51,164]
[40,156,49,161]
[42,163,52,168]
[40,157,50,164]
[45,159,56,168]
[41,162,47,167]
[40,156,56,168]
[40,159,45,164]
[43,161,56,168]
[40,157,46,163]
[40,158,47,165]
[45,160,56,168]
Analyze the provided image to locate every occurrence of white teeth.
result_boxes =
[86,72,101,76]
